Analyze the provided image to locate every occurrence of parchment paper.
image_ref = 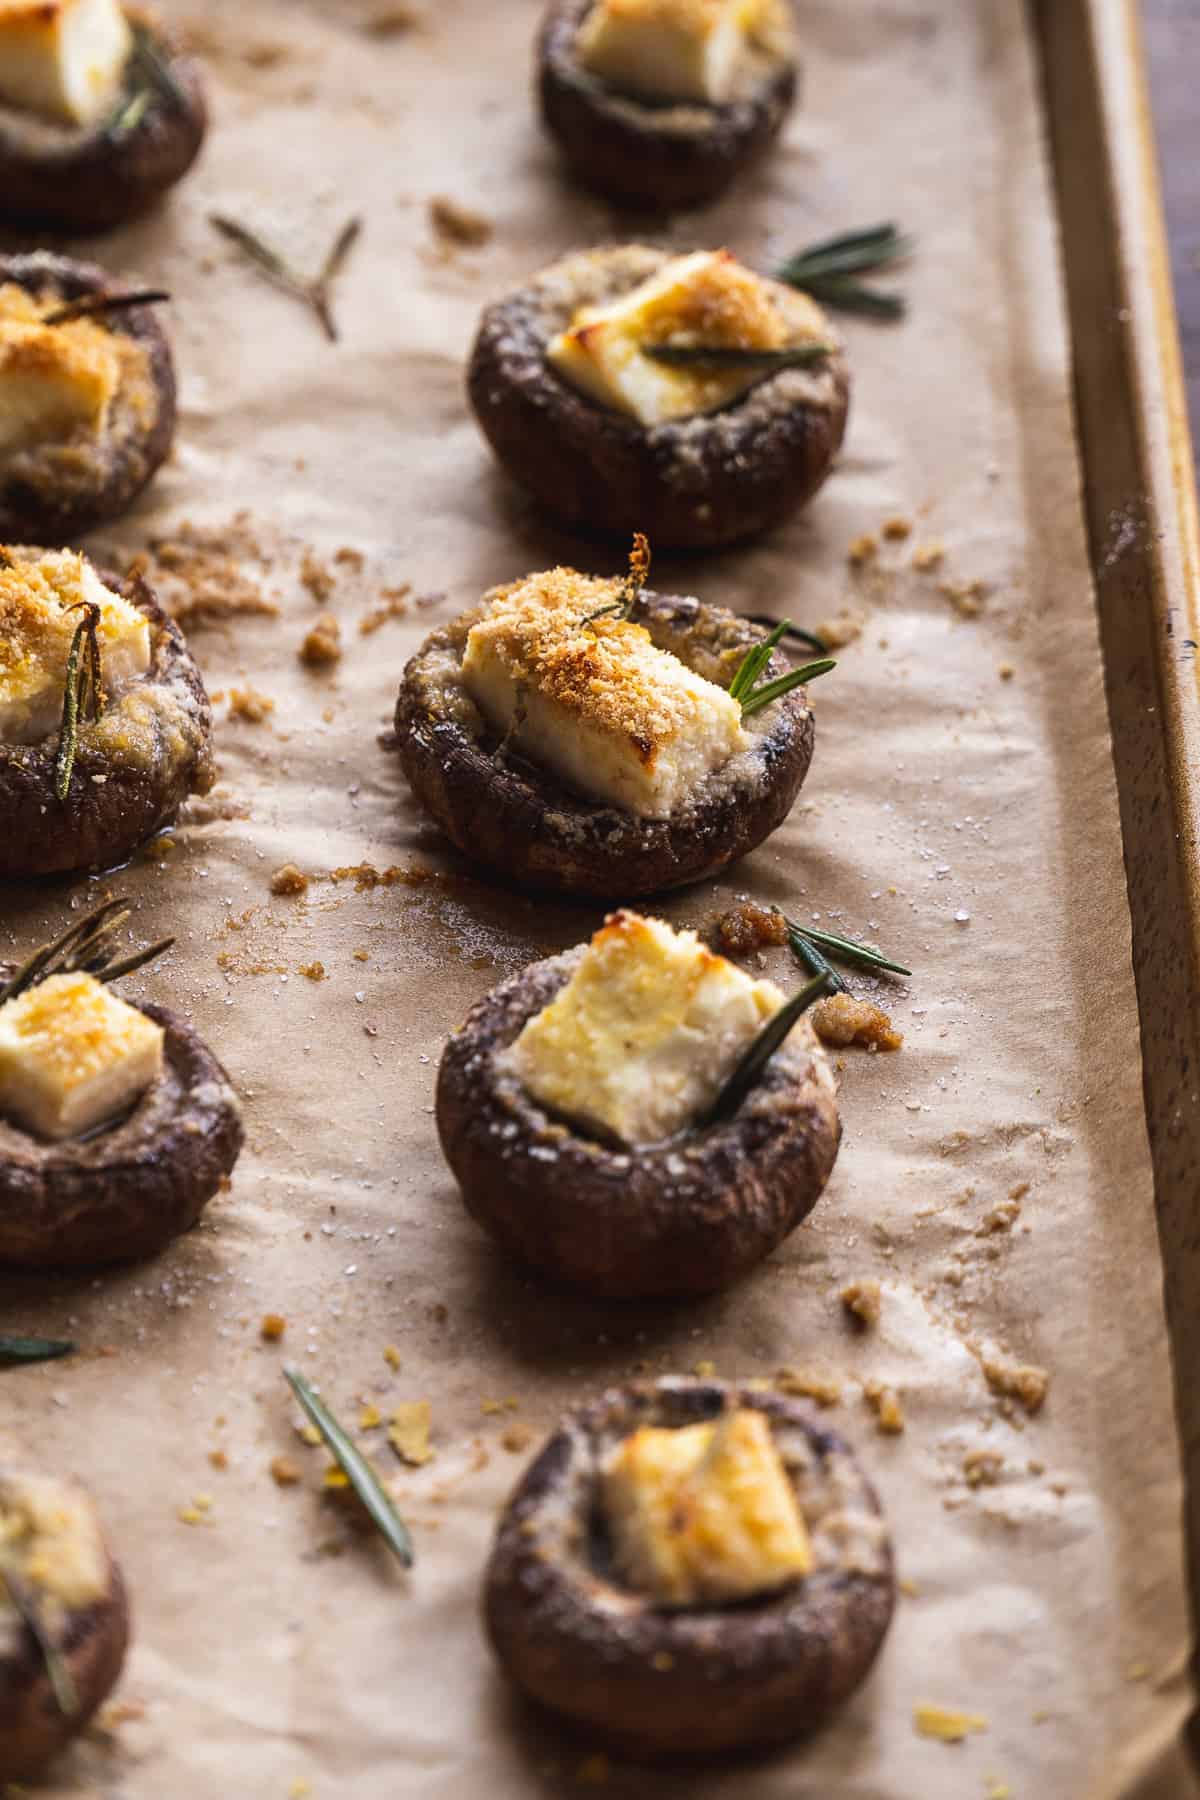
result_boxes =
[0,1,1195,1794]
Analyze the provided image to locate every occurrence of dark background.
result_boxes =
[1144,0,1199,462]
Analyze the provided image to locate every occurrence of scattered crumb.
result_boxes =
[227,685,275,724]
[940,577,989,618]
[289,1781,313,1800]
[982,1356,1049,1414]
[334,546,365,572]
[388,1401,434,1466]
[429,194,493,247]
[882,515,912,540]
[998,662,1015,680]
[363,4,419,34]
[359,1405,383,1431]
[299,961,326,982]
[979,1197,1022,1234]
[270,1456,302,1488]
[383,1345,402,1371]
[812,993,903,1052]
[359,583,413,633]
[261,1314,287,1341]
[501,1424,534,1454]
[913,1703,988,1743]
[270,864,309,897]
[300,549,336,605]
[98,1698,147,1730]
[912,540,946,571]
[775,1366,841,1406]
[847,532,878,566]
[353,948,370,962]
[208,1449,229,1471]
[841,1279,882,1329]
[693,1359,716,1378]
[143,516,279,628]
[898,1577,920,1598]
[985,1780,1011,1800]
[713,901,788,956]
[962,1449,1005,1490]
[863,1380,905,1434]
[300,614,342,666]
[296,1423,321,1447]
[814,608,864,649]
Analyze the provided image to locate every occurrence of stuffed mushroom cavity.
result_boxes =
[395,556,821,899]
[485,1378,894,1757]
[437,910,840,1298]
[0,254,177,544]
[0,1,206,233]
[0,1462,130,1782]
[0,903,243,1268]
[0,546,213,878]
[539,0,798,211]
[467,244,849,550]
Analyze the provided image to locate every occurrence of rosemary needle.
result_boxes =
[776,223,913,321]
[285,1369,414,1568]
[788,919,911,979]
[729,623,835,717]
[579,532,651,629]
[53,603,102,803]
[704,972,836,1126]
[210,214,363,344]
[0,900,173,1006]
[44,290,170,327]
[0,1338,76,1368]
[0,1565,78,1717]
[642,342,832,372]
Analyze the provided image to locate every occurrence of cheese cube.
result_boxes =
[547,250,795,427]
[462,566,748,819]
[502,910,785,1145]
[0,0,133,127]
[0,1470,109,1610]
[0,971,164,1141]
[0,550,150,744]
[604,1408,813,1607]
[577,0,770,105]
[0,315,120,456]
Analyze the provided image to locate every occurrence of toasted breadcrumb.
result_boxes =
[383,1344,402,1371]
[270,1456,302,1487]
[334,546,364,571]
[913,1702,988,1742]
[882,515,912,540]
[812,993,903,1052]
[775,1366,841,1406]
[983,1356,1048,1414]
[429,195,493,247]
[228,685,275,723]
[998,662,1015,680]
[979,1198,1022,1234]
[388,1401,434,1466]
[912,540,946,571]
[260,1314,287,1341]
[270,864,309,896]
[358,1405,382,1431]
[940,577,988,617]
[363,4,419,34]
[714,900,788,955]
[963,1449,1004,1489]
[501,1424,534,1454]
[359,583,413,633]
[841,1279,882,1328]
[299,961,326,982]
[300,614,342,666]
[863,1380,905,1434]
[208,1449,229,1471]
[300,549,335,604]
[814,609,864,649]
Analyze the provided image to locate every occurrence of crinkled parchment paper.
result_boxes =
[0,1,1196,1795]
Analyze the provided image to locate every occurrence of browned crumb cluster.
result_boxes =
[812,993,904,1052]
[227,685,276,723]
[270,864,309,897]
[141,515,280,627]
[982,1356,1049,1415]
[847,532,878,566]
[429,195,494,247]
[815,609,865,649]
[300,613,342,666]
[841,1278,882,1329]
[713,901,789,956]
[360,583,413,634]
[299,962,326,982]
[863,1380,905,1434]
[300,549,337,605]
[363,4,420,35]
[774,1366,842,1406]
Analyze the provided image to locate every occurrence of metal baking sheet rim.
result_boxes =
[1038,0,1200,1772]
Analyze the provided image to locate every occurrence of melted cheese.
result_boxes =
[0,549,149,744]
[502,910,784,1145]
[547,250,797,427]
[0,1469,109,1613]
[0,0,133,126]
[604,1409,813,1606]
[577,0,770,104]
[462,566,746,818]
[0,971,164,1141]
[0,313,120,457]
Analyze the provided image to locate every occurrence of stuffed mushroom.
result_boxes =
[539,0,798,212]
[0,545,214,879]
[0,253,177,544]
[485,1377,895,1757]
[467,244,849,550]
[395,551,825,899]
[0,1,206,233]
[437,910,840,1298]
[0,1461,130,1783]
[0,901,243,1268]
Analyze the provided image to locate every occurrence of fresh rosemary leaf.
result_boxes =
[787,927,848,995]
[210,214,363,344]
[788,919,911,978]
[0,900,172,1006]
[43,290,170,327]
[746,615,829,657]
[580,531,651,629]
[111,86,152,135]
[739,658,836,719]
[285,1368,414,1569]
[0,1337,77,1368]
[729,621,787,703]
[642,342,831,372]
[0,1565,78,1717]
[53,604,102,804]
[776,222,912,320]
[800,278,905,321]
[129,23,189,114]
[704,972,835,1126]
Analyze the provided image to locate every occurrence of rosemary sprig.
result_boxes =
[704,971,836,1126]
[0,1565,78,1718]
[787,917,911,979]
[776,223,913,320]
[746,615,829,657]
[787,926,848,995]
[729,621,835,718]
[0,899,174,1007]
[0,1338,76,1368]
[285,1369,414,1569]
[53,603,103,803]
[108,22,188,137]
[210,214,363,344]
[641,342,832,372]
[580,531,651,630]
[43,290,170,328]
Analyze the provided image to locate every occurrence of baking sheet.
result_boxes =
[1,0,1196,1794]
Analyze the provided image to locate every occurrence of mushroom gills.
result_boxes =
[603,1407,813,1607]
[0,972,164,1141]
[576,0,772,104]
[0,550,149,744]
[499,910,787,1146]
[0,0,133,126]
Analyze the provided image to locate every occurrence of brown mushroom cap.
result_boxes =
[485,1378,895,1758]
[0,1466,130,1783]
[467,244,849,550]
[0,253,177,544]
[0,14,206,234]
[396,588,815,900]
[0,562,215,880]
[437,943,840,1298]
[0,1000,243,1268]
[538,0,798,211]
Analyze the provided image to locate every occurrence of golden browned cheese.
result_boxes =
[0,282,156,453]
[0,970,164,1140]
[0,1469,110,1622]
